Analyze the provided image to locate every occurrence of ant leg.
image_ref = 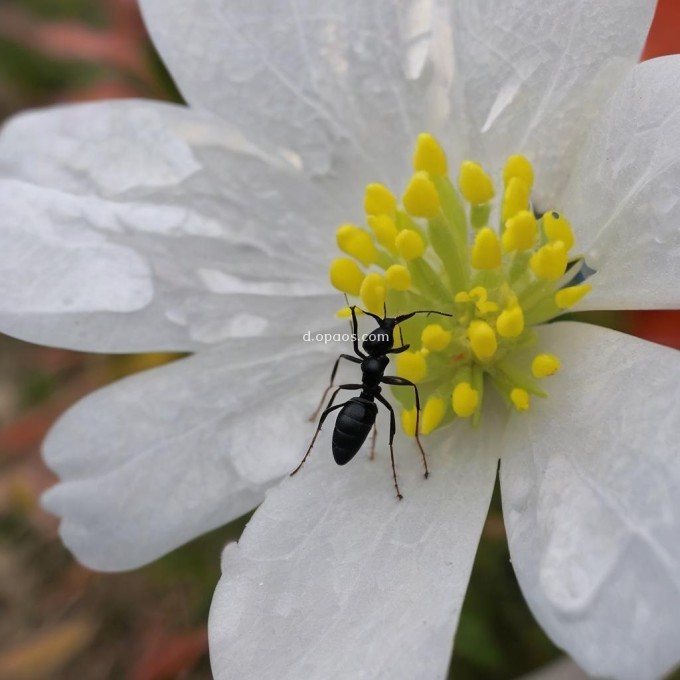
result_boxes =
[386,344,410,356]
[375,393,402,500]
[309,354,362,421]
[292,383,363,476]
[369,422,378,461]
[381,376,429,479]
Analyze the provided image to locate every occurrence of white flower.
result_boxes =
[0,1,679,679]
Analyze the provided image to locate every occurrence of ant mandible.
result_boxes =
[291,305,452,499]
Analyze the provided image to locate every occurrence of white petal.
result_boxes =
[562,56,680,311]
[139,0,453,185]
[0,101,343,351]
[42,339,333,570]
[500,322,680,680]
[209,415,503,680]
[450,0,655,208]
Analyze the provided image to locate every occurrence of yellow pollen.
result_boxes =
[401,407,417,437]
[395,229,426,261]
[413,133,448,176]
[555,284,592,309]
[330,257,365,296]
[530,241,568,281]
[385,264,411,291]
[496,304,524,338]
[543,211,575,251]
[458,161,494,205]
[510,388,530,412]
[421,324,452,351]
[452,382,479,418]
[402,171,441,218]
[359,272,386,315]
[364,183,397,217]
[336,224,377,267]
[367,214,398,252]
[467,320,497,361]
[421,397,445,434]
[503,210,538,252]
[503,155,534,189]
[396,350,428,383]
[471,227,502,270]
[502,177,530,222]
[532,354,561,378]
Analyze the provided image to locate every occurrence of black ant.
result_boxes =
[291,305,451,499]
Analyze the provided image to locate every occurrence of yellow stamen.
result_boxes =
[458,161,494,205]
[413,133,448,176]
[395,229,426,261]
[359,272,386,316]
[530,241,568,281]
[452,382,479,418]
[402,171,441,218]
[467,320,497,361]
[330,257,365,296]
[401,407,417,437]
[496,304,524,338]
[421,324,452,351]
[385,264,411,291]
[555,284,592,309]
[510,388,530,412]
[336,224,377,267]
[367,214,398,252]
[502,210,538,252]
[364,183,397,217]
[543,211,575,251]
[502,177,530,222]
[471,227,502,270]
[503,154,534,189]
[532,354,561,378]
[396,350,428,383]
[421,397,445,434]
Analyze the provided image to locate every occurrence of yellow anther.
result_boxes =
[401,407,417,437]
[421,324,452,351]
[532,354,561,378]
[471,227,502,270]
[421,397,445,434]
[367,214,398,251]
[452,382,479,418]
[413,133,448,176]
[454,291,471,303]
[385,264,411,291]
[502,210,538,252]
[364,183,397,217]
[503,155,534,189]
[502,177,530,222]
[469,286,488,303]
[336,224,377,267]
[496,304,524,338]
[530,241,568,281]
[543,211,575,251]
[510,388,530,412]
[555,283,592,309]
[395,229,425,261]
[458,161,495,205]
[467,320,497,361]
[402,171,441,218]
[396,350,428,383]
[336,306,363,319]
[359,272,386,316]
[330,258,365,296]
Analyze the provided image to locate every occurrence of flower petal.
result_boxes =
[562,56,680,311]
[0,100,342,351]
[139,0,453,185]
[209,416,502,680]
[449,0,655,208]
[42,338,333,570]
[501,322,680,680]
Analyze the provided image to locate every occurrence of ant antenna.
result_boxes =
[395,309,452,325]
[398,324,405,348]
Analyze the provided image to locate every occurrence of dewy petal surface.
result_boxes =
[0,100,342,352]
[449,0,655,209]
[562,56,680,311]
[209,415,503,680]
[501,322,680,680]
[139,0,453,185]
[42,338,332,570]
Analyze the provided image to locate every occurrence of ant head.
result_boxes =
[361,317,396,356]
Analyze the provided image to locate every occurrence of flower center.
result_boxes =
[329,134,592,435]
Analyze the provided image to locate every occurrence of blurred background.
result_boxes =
[0,1,678,678]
